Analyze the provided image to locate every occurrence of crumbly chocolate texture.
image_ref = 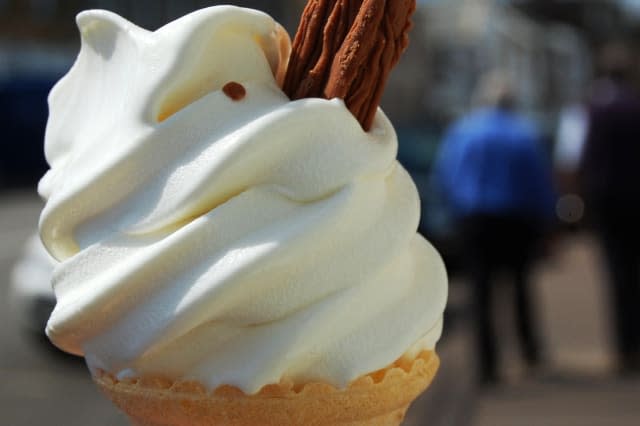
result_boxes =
[282,0,416,131]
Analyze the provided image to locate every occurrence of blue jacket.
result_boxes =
[433,108,556,220]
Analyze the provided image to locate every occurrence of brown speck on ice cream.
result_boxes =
[223,82,246,101]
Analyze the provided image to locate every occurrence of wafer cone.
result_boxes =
[94,350,439,426]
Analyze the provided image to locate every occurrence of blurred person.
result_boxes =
[432,70,556,385]
[579,41,640,374]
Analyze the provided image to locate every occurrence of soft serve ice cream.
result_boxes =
[39,6,447,394]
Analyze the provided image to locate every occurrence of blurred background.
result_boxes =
[1,0,640,425]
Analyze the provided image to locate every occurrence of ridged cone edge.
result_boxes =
[94,350,439,425]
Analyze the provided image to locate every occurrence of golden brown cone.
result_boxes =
[94,350,439,426]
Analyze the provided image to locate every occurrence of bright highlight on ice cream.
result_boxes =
[39,5,447,396]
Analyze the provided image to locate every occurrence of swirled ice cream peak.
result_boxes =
[39,6,447,394]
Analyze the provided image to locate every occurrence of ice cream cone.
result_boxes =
[94,350,439,426]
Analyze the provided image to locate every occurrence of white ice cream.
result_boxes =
[39,6,447,394]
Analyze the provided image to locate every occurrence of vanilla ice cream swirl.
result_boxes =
[39,6,447,394]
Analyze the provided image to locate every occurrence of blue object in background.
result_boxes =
[0,75,59,188]
[432,107,556,222]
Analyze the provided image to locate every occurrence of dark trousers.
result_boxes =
[594,207,640,371]
[462,214,541,383]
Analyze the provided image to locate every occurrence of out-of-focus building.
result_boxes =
[513,0,640,89]
[512,0,636,44]
[414,0,592,132]
[386,0,640,127]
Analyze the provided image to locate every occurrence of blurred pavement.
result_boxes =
[0,191,128,425]
[1,191,639,425]
[470,234,640,426]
